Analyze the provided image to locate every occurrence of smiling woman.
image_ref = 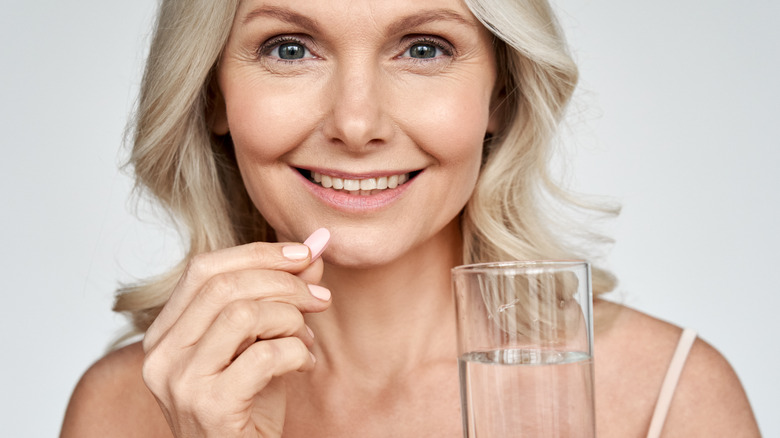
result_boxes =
[211,1,497,268]
[59,0,760,437]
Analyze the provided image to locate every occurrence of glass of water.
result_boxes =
[452,261,595,438]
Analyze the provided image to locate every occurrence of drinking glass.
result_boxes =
[453,261,595,438]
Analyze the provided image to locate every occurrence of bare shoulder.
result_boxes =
[593,300,760,437]
[61,341,171,438]
[664,331,761,436]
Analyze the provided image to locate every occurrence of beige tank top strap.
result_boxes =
[645,328,697,438]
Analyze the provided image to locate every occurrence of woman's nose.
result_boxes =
[321,63,394,152]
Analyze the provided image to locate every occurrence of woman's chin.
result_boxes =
[319,222,460,271]
[320,237,411,270]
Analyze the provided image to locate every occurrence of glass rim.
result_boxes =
[452,260,588,274]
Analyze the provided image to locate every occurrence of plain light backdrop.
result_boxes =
[1,0,777,436]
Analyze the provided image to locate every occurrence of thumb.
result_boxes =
[297,258,324,284]
[296,228,329,284]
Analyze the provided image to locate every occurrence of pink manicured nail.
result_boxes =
[282,245,309,260]
[303,228,330,261]
[308,284,331,301]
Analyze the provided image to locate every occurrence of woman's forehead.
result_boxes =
[234,0,482,31]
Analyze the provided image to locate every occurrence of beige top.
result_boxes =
[646,328,698,438]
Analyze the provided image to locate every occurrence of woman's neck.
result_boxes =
[306,220,462,378]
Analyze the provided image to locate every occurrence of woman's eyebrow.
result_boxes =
[242,6,321,30]
[242,6,476,34]
[385,9,479,35]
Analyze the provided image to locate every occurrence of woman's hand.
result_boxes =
[141,229,331,438]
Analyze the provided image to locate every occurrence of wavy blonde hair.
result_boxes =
[115,0,617,334]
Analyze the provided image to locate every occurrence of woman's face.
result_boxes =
[214,0,499,267]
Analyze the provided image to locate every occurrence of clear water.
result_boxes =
[459,349,595,438]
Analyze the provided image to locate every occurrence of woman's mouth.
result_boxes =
[302,169,420,196]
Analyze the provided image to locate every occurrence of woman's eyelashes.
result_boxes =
[257,34,455,64]
[399,37,454,61]
[259,36,317,63]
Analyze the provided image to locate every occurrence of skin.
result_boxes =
[210,0,498,268]
[60,0,761,436]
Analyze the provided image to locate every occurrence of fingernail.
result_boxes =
[310,352,317,365]
[303,228,330,261]
[282,244,309,260]
[308,284,331,301]
[305,325,314,339]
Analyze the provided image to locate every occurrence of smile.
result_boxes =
[304,170,419,196]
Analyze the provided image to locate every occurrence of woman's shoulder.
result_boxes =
[61,341,171,437]
[594,300,760,437]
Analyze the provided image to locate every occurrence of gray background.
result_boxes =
[1,0,777,435]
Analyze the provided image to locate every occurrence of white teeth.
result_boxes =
[388,175,399,188]
[343,179,360,191]
[310,171,412,193]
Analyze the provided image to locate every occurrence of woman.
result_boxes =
[61,0,760,436]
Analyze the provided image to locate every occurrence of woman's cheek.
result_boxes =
[413,88,491,164]
[228,89,320,161]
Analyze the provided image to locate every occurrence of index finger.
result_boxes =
[144,229,330,352]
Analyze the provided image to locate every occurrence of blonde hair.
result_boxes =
[115,0,616,334]
[461,0,617,293]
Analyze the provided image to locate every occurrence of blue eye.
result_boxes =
[401,38,453,61]
[280,43,305,59]
[263,38,315,61]
[275,42,307,59]
[407,43,439,59]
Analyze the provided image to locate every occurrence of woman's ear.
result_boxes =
[207,75,229,135]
